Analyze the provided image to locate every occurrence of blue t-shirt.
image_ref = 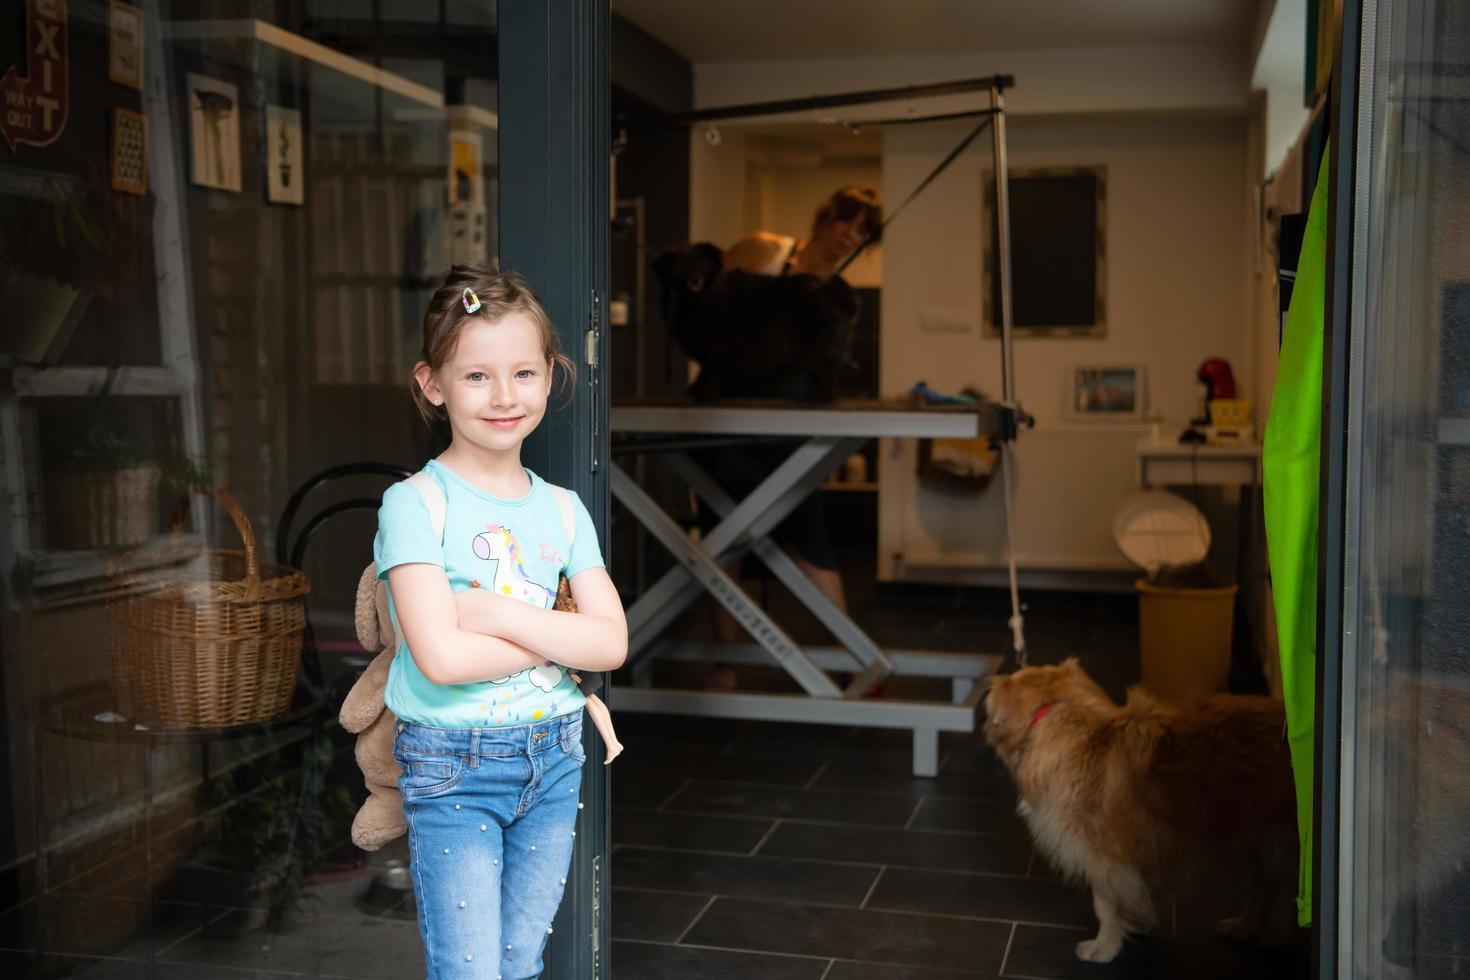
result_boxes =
[373,459,603,729]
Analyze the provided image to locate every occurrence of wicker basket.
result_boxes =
[47,465,160,549]
[108,488,309,728]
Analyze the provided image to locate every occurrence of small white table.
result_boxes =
[1136,433,1261,490]
[610,400,1001,776]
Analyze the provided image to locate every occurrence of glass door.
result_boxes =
[1330,0,1470,976]
[0,0,607,976]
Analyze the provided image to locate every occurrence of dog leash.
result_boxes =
[1001,437,1028,667]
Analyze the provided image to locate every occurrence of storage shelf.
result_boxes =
[28,531,204,595]
[11,366,189,398]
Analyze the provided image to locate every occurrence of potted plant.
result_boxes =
[44,368,160,551]
[199,733,358,936]
[1,161,149,365]
[0,179,107,364]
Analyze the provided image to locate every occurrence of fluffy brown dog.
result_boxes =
[984,659,1296,963]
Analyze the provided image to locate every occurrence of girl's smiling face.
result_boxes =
[416,312,554,456]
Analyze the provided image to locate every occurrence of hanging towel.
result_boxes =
[1262,146,1330,928]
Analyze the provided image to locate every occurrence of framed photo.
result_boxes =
[983,166,1107,338]
[265,105,304,205]
[446,112,488,264]
[187,73,241,192]
[108,1,144,90]
[1066,364,1145,421]
[111,108,147,195]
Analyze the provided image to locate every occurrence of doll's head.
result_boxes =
[411,266,576,451]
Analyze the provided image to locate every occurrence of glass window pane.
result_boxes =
[1342,0,1470,975]
[0,2,496,973]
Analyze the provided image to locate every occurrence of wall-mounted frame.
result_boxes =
[983,165,1107,338]
[186,73,241,192]
[107,1,144,90]
[1065,363,1145,421]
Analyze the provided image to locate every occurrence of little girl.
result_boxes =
[374,266,627,979]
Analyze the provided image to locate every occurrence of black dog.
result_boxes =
[652,242,857,403]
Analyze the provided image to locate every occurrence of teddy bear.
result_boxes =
[339,566,623,851]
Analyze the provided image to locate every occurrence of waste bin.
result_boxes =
[1135,578,1237,701]
[1113,490,1234,701]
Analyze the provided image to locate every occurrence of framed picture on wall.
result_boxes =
[983,166,1107,338]
[1066,364,1145,421]
[108,1,144,90]
[187,73,241,192]
[265,105,304,205]
[111,107,147,196]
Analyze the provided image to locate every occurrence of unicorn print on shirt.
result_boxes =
[470,522,566,690]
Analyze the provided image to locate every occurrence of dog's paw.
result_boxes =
[1075,937,1122,962]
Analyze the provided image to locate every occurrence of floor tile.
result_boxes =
[824,960,998,979]
[908,797,1028,838]
[612,847,878,906]
[326,915,425,979]
[0,896,201,960]
[64,956,326,979]
[812,763,1015,801]
[612,771,690,809]
[669,780,919,827]
[613,807,775,853]
[611,889,713,942]
[1000,922,1302,980]
[618,751,825,787]
[938,738,1010,776]
[155,908,366,976]
[868,868,1094,928]
[610,939,829,979]
[682,896,1012,973]
[758,823,1030,877]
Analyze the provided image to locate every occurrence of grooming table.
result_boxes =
[610,400,1002,776]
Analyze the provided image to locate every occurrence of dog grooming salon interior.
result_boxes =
[0,0,1466,978]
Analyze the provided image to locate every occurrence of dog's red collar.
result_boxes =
[1029,702,1057,728]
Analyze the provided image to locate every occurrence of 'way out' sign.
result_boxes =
[2,0,70,152]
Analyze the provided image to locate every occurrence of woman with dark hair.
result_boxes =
[723,184,881,279]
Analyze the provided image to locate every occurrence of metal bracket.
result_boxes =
[587,289,601,472]
[590,852,602,979]
[996,402,1034,443]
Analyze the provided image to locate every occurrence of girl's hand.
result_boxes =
[386,563,543,686]
[479,567,627,672]
[454,586,509,637]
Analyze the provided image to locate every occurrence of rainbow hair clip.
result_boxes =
[462,287,482,313]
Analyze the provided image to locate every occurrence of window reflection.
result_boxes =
[0,3,497,975]
[1343,0,1470,975]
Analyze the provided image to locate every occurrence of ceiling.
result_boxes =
[613,0,1255,65]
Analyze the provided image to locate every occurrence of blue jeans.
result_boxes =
[393,711,585,980]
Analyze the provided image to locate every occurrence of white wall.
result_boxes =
[684,45,1255,583]
[754,157,884,288]
[689,129,750,251]
[878,114,1249,580]
[689,131,884,286]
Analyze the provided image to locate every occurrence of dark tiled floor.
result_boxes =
[607,575,1313,978]
[0,574,1319,979]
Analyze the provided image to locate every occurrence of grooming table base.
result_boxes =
[617,642,999,777]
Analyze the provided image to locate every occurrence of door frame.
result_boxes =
[1314,0,1362,977]
[499,1,611,976]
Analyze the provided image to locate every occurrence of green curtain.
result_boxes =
[1262,147,1330,928]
